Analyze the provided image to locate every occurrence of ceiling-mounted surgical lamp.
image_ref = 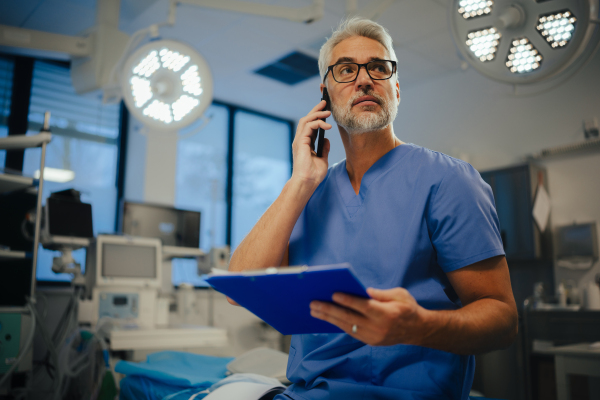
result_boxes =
[450,0,600,84]
[121,40,213,131]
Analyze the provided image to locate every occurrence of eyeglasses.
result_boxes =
[324,60,397,83]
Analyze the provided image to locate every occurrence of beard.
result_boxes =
[330,88,398,135]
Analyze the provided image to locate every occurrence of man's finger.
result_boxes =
[226,296,240,306]
[331,293,392,319]
[367,287,410,302]
[331,293,374,314]
[298,120,331,142]
[310,307,364,332]
[311,300,366,323]
[309,99,327,114]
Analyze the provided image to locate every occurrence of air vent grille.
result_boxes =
[255,51,319,85]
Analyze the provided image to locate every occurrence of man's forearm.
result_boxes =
[228,178,317,272]
[417,298,518,355]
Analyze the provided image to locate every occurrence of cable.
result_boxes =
[0,302,37,389]
[50,293,110,400]
[36,292,49,319]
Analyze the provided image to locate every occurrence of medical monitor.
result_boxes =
[91,235,162,288]
[121,202,201,248]
[46,196,93,238]
[556,222,598,260]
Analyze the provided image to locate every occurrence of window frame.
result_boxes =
[213,100,295,248]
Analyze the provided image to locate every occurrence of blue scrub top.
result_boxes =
[278,143,505,400]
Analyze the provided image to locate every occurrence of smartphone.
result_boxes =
[316,87,331,158]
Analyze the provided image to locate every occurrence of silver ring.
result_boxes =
[352,324,357,334]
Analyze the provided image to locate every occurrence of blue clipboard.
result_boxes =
[206,263,369,335]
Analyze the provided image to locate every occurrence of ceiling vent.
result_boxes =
[255,51,319,85]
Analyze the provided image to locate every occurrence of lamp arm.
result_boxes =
[0,25,92,57]
[171,0,324,24]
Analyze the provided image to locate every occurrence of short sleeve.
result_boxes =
[427,162,505,272]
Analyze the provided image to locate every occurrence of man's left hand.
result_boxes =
[310,287,429,346]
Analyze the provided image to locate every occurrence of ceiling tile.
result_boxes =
[21,0,95,35]
[0,0,45,27]
[378,0,447,46]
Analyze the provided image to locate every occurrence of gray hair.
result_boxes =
[318,17,398,82]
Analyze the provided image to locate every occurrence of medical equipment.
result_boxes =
[0,122,52,311]
[121,201,200,248]
[79,287,158,329]
[555,222,598,269]
[85,234,162,290]
[207,246,230,272]
[39,189,94,289]
[0,312,34,375]
[79,235,162,328]
[42,190,94,240]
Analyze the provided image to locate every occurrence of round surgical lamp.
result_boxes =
[120,39,213,205]
[450,0,600,84]
[121,39,213,130]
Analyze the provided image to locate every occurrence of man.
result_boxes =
[228,17,518,400]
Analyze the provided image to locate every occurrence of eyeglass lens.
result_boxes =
[332,61,394,82]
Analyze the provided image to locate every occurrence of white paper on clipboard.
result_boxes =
[532,185,551,232]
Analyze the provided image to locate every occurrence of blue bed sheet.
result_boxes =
[116,351,233,400]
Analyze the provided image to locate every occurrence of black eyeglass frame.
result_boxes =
[323,60,397,83]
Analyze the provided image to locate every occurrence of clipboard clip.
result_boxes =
[265,266,309,275]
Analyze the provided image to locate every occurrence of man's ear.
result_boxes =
[320,83,326,94]
[396,81,400,102]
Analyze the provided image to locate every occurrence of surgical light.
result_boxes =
[537,11,577,48]
[458,0,494,19]
[121,40,213,131]
[506,38,542,73]
[450,0,600,85]
[466,28,502,62]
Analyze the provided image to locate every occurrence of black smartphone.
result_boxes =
[316,87,331,158]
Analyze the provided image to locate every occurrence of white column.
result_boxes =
[143,130,179,205]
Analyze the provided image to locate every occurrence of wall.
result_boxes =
[394,51,600,172]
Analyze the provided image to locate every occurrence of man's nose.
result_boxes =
[355,65,374,90]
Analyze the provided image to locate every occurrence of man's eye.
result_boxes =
[371,63,387,73]
[340,67,354,74]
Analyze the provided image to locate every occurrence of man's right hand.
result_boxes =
[291,100,332,188]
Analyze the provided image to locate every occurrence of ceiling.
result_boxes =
[0,0,462,121]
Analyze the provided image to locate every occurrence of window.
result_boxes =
[22,61,121,282]
[231,111,292,250]
[172,105,229,287]
[170,106,293,287]
[0,56,13,167]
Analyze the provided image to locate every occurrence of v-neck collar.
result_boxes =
[334,143,415,218]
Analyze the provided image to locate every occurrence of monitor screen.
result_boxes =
[556,224,596,258]
[102,243,157,278]
[121,202,201,248]
[48,197,94,238]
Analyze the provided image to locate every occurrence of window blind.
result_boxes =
[0,56,13,128]
[28,61,119,142]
